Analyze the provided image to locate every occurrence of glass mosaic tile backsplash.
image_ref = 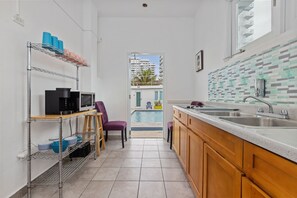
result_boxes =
[208,37,297,106]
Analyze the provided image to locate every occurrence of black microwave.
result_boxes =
[69,91,95,112]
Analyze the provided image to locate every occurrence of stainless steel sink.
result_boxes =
[180,105,239,111]
[201,111,246,117]
[220,117,297,128]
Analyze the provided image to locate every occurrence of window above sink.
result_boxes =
[236,0,272,49]
[227,0,286,58]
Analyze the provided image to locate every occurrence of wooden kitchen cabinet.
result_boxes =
[172,107,297,198]
[242,177,271,198]
[173,108,179,118]
[188,115,243,170]
[244,142,297,198]
[173,117,187,169]
[173,108,187,125]
[187,129,203,198]
[203,144,243,198]
[172,118,180,154]
[179,121,188,170]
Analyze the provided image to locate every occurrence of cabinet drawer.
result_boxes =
[173,108,179,118]
[188,115,243,169]
[173,109,187,125]
[244,142,297,198]
[178,111,187,125]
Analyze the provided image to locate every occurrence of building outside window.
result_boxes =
[236,0,272,49]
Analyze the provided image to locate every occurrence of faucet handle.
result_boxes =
[255,88,260,97]
[280,109,289,119]
[257,107,264,113]
[280,109,289,116]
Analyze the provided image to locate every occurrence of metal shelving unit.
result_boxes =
[31,146,95,186]
[26,42,93,198]
[30,43,89,67]
[31,134,95,160]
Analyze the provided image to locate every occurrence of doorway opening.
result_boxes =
[129,53,164,138]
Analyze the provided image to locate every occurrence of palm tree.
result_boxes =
[132,69,157,85]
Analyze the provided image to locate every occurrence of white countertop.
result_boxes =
[174,105,297,163]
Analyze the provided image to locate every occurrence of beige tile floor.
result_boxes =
[26,138,195,198]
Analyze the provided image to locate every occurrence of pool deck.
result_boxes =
[131,108,163,113]
[131,122,163,127]
[131,131,163,138]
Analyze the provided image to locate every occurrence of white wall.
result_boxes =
[81,0,99,92]
[194,0,229,101]
[286,0,297,31]
[0,0,98,197]
[97,17,195,132]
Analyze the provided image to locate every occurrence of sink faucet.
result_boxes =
[243,95,274,113]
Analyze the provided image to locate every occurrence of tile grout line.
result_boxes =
[79,154,108,197]
[102,142,123,197]
[77,178,93,198]
[29,139,178,198]
[136,143,144,198]
[106,150,119,198]
[159,143,168,198]
[97,140,174,198]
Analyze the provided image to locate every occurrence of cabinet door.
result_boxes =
[172,118,180,154]
[187,130,203,198]
[179,122,187,170]
[203,144,243,198]
[242,177,271,198]
[244,142,297,198]
[188,115,243,170]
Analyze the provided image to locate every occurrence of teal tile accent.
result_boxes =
[208,37,297,106]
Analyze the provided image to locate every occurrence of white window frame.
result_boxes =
[229,0,285,56]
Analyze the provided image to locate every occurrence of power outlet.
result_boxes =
[13,14,24,27]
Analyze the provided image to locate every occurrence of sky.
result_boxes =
[134,54,161,76]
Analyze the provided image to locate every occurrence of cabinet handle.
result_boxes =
[189,118,191,125]
[179,113,181,118]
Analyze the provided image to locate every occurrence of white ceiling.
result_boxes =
[94,0,200,17]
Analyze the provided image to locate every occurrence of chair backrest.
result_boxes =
[95,101,109,124]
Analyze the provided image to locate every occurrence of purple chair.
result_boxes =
[191,101,204,107]
[95,101,127,148]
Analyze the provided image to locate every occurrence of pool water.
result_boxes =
[131,110,163,123]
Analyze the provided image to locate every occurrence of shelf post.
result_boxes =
[27,42,32,198]
[58,117,63,198]
[76,66,79,90]
[76,66,79,133]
